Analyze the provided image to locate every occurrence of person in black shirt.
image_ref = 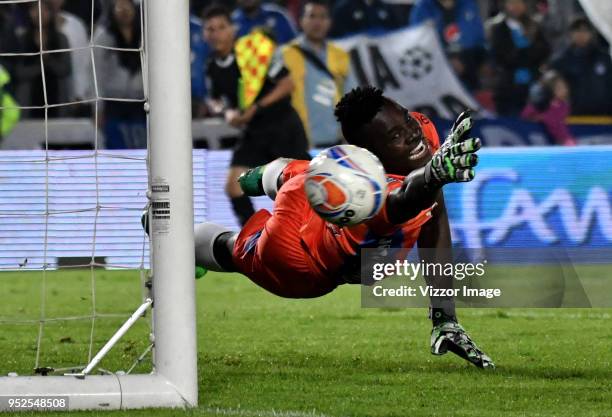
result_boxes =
[14,1,72,118]
[330,0,408,38]
[203,5,310,226]
[550,17,612,116]
[486,0,550,116]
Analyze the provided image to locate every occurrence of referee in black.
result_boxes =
[202,5,310,226]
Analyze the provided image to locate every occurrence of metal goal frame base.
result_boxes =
[0,0,198,410]
[0,374,192,410]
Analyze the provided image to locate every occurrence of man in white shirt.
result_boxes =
[48,0,93,105]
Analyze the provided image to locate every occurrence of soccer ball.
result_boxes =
[305,145,387,226]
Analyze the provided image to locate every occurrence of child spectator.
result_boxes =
[521,70,576,146]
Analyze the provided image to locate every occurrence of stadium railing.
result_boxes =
[1,117,241,150]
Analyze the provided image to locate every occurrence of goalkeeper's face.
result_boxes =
[361,100,432,176]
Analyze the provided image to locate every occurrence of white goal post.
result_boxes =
[0,0,198,410]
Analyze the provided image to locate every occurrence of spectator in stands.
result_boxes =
[0,4,18,128]
[475,0,495,20]
[410,0,487,91]
[0,4,21,137]
[192,0,235,17]
[61,0,102,25]
[190,13,210,117]
[521,70,576,146]
[282,0,302,24]
[330,0,408,38]
[538,0,583,50]
[48,0,93,114]
[0,65,21,140]
[281,0,356,148]
[550,17,612,116]
[203,5,309,226]
[0,5,19,71]
[191,1,296,111]
[14,1,71,118]
[93,0,146,148]
[232,0,297,44]
[487,0,550,116]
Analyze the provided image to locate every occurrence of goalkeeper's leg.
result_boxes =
[238,158,300,199]
[142,213,235,278]
[226,166,255,226]
[191,157,296,274]
[181,155,298,277]
[194,223,237,276]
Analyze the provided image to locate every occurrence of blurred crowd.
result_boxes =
[0,0,611,149]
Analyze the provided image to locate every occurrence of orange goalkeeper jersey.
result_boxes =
[232,112,441,296]
[286,113,440,281]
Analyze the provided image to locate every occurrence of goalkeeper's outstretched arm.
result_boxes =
[416,193,456,322]
[415,188,496,369]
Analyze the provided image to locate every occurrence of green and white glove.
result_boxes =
[426,110,481,185]
[431,321,495,369]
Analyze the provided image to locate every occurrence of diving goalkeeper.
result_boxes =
[193,86,494,369]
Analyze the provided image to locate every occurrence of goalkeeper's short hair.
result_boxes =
[334,86,385,146]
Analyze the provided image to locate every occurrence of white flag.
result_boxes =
[335,23,481,118]
[578,0,612,55]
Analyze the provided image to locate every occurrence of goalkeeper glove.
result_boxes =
[425,110,481,186]
[431,321,495,369]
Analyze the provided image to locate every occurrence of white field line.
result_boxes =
[463,310,611,319]
[202,407,342,417]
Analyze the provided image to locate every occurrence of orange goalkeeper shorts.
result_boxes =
[232,186,338,299]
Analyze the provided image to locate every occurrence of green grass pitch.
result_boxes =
[0,269,610,417]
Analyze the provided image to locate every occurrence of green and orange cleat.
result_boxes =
[237,165,266,196]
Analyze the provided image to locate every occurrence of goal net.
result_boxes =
[0,0,197,410]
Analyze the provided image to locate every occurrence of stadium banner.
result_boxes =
[334,23,481,119]
[442,146,612,250]
[0,147,610,270]
[0,150,206,270]
[432,117,612,147]
[579,0,612,52]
